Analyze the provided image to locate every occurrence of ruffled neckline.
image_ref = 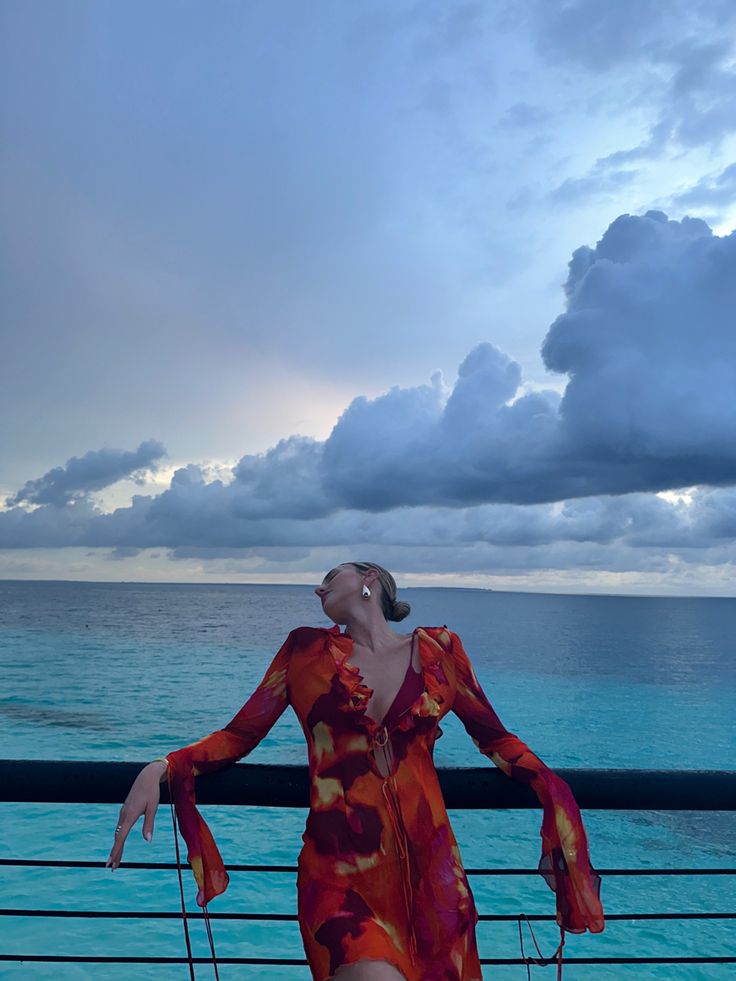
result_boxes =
[324,624,447,738]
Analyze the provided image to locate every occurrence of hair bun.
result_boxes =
[390,600,411,622]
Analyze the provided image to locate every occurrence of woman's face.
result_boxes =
[314,564,368,624]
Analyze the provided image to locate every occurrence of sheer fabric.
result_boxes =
[164,625,604,980]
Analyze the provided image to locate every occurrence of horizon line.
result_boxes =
[1,577,733,600]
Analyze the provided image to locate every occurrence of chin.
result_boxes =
[321,604,337,624]
[322,604,344,626]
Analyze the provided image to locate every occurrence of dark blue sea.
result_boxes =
[1,581,734,979]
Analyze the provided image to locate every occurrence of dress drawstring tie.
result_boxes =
[167,768,221,980]
[380,765,417,966]
[518,913,565,980]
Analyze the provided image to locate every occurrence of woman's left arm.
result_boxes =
[448,629,604,935]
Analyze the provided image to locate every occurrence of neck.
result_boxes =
[343,608,400,651]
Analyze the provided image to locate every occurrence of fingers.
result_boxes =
[106,783,160,871]
[142,798,158,842]
[105,806,135,871]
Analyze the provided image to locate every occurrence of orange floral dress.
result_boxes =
[164,625,604,980]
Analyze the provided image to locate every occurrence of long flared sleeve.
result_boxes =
[163,629,295,907]
[448,630,604,934]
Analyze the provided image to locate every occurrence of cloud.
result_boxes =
[3,468,736,582]
[531,0,670,72]
[661,35,736,149]
[542,210,736,495]
[2,211,734,552]
[670,162,736,209]
[5,479,733,552]
[593,120,675,170]
[548,168,639,206]
[324,210,736,507]
[5,440,166,508]
[108,546,141,560]
[531,2,736,196]
[232,436,338,519]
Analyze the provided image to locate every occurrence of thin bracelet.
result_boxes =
[152,756,170,768]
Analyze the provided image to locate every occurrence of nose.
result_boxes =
[315,585,326,597]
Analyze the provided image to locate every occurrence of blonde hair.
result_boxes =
[348,561,411,622]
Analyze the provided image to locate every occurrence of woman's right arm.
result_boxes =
[105,629,295,892]
[161,629,296,905]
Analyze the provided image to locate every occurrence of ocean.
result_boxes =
[0,580,734,980]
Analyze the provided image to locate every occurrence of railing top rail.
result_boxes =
[2,761,735,809]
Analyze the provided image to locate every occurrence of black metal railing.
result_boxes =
[1,761,735,970]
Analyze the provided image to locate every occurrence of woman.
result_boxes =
[107,561,604,980]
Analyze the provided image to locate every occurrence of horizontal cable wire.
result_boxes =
[1,954,735,965]
[1,858,734,875]
[1,907,734,921]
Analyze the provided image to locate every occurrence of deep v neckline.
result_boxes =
[343,626,422,730]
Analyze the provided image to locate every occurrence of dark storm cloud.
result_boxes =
[4,440,166,507]
[323,210,736,507]
[0,497,100,548]
[542,210,736,497]
[232,437,339,519]
[2,484,730,555]
[2,211,734,551]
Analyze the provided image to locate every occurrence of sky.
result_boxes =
[1,0,735,595]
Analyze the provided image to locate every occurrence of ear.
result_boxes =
[364,569,380,588]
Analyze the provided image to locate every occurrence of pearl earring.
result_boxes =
[362,584,371,598]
